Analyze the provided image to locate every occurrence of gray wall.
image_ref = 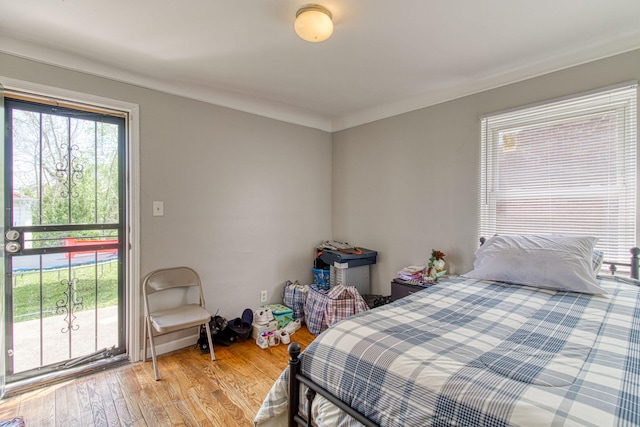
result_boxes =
[332,48,640,294]
[0,53,332,327]
[2,47,640,345]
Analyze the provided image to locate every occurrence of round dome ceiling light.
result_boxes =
[294,4,333,43]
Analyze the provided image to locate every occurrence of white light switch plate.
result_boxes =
[153,201,164,216]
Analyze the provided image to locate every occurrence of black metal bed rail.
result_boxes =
[604,247,640,279]
[288,343,379,427]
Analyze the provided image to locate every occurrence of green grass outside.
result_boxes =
[11,260,119,323]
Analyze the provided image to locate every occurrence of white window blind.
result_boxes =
[480,83,637,265]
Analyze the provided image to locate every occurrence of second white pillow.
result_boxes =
[464,234,606,294]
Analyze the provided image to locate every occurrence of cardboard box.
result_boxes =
[251,320,277,339]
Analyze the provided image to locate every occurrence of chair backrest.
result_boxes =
[143,266,206,312]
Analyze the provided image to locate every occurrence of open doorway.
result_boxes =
[3,90,138,388]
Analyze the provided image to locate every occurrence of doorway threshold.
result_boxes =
[3,354,129,398]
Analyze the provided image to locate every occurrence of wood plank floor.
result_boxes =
[0,327,316,427]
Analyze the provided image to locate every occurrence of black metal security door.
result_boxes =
[4,98,126,382]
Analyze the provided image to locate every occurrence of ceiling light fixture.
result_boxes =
[294,4,333,43]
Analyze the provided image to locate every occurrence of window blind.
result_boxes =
[480,83,637,265]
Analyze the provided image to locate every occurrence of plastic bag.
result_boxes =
[304,284,368,334]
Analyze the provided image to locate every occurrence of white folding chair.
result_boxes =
[143,266,215,380]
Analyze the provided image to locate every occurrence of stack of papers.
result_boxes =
[397,265,425,281]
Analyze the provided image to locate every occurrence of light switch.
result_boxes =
[153,201,164,216]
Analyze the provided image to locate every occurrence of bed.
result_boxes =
[255,235,640,426]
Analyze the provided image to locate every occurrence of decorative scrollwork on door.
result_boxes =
[56,277,84,333]
[55,143,84,198]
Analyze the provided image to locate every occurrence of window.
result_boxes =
[480,83,637,265]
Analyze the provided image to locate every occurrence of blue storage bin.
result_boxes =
[312,268,330,290]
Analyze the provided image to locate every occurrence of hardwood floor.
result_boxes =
[0,327,316,427]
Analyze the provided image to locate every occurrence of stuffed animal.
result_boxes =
[425,249,446,281]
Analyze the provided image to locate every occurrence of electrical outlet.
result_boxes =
[260,290,268,303]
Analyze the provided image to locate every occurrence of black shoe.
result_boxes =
[196,327,210,354]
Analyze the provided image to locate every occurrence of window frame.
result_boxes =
[479,82,638,265]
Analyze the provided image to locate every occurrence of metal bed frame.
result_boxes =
[286,247,640,427]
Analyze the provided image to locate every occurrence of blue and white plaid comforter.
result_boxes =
[255,276,640,426]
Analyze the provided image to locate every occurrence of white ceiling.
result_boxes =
[1,0,640,132]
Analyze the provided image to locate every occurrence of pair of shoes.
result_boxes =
[282,319,301,336]
[277,329,291,345]
[228,308,254,341]
[254,307,274,325]
[214,329,236,346]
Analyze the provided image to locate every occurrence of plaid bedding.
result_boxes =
[255,276,640,427]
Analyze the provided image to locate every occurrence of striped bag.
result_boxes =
[282,280,309,324]
[304,284,368,335]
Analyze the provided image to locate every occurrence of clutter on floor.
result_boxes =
[269,240,389,337]
[209,241,390,351]
[196,308,253,352]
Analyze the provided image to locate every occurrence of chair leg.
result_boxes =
[204,322,215,361]
[143,318,148,362]
[146,318,160,380]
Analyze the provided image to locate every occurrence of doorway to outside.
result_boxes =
[4,95,128,384]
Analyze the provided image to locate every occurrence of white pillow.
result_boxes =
[592,250,605,274]
[464,234,606,294]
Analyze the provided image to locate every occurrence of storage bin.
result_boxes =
[312,268,330,290]
[319,248,377,267]
[330,264,371,295]
[251,320,278,339]
[265,304,294,329]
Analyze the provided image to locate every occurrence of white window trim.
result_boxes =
[479,82,638,263]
